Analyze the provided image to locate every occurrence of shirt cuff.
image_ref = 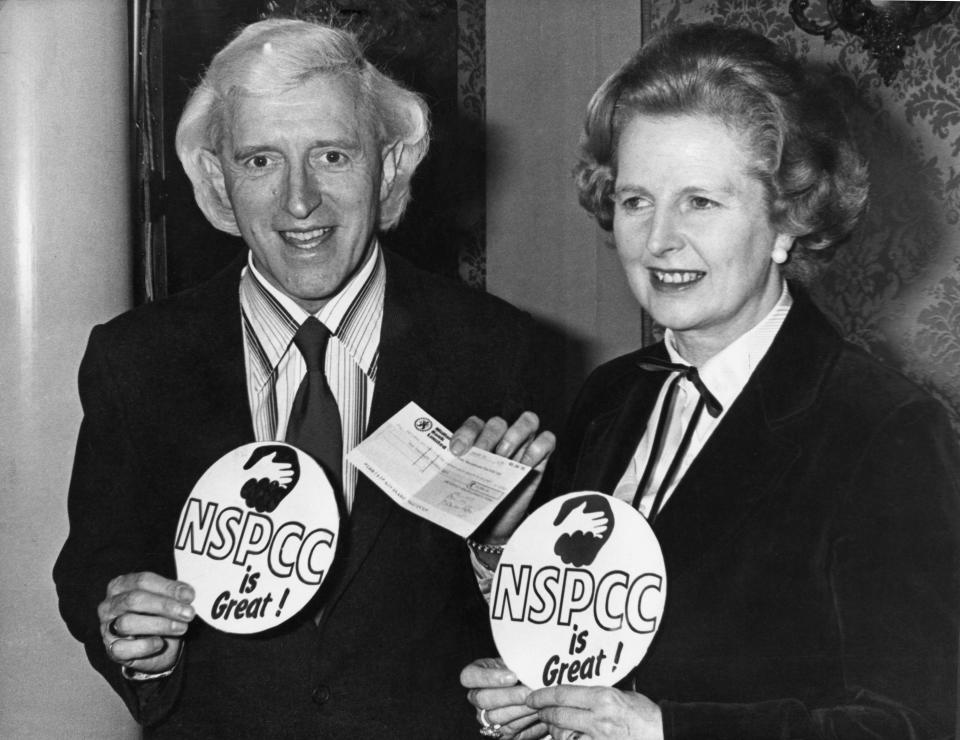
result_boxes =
[469,547,496,603]
[121,643,183,682]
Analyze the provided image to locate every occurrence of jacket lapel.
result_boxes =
[181,256,255,461]
[655,291,840,578]
[569,290,840,580]
[323,254,441,609]
[650,382,799,578]
[571,357,666,495]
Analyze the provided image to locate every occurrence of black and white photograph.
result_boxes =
[2,0,959,738]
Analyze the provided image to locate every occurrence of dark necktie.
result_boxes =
[632,356,723,523]
[286,317,343,496]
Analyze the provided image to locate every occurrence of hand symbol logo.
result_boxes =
[558,501,610,539]
[240,445,301,512]
[552,494,615,567]
[245,453,296,487]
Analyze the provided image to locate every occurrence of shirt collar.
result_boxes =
[664,281,793,410]
[241,241,385,381]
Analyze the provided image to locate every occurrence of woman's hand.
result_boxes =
[526,685,663,740]
[461,657,550,739]
[450,412,556,546]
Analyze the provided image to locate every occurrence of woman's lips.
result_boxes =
[649,269,705,288]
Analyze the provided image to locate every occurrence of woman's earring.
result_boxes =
[771,245,789,264]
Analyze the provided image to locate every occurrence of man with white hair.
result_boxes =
[54,19,552,738]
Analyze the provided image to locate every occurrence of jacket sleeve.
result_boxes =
[52,325,185,726]
[660,398,960,739]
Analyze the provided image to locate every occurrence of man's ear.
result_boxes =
[194,149,241,235]
[379,141,403,203]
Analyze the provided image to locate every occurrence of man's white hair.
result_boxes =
[175,18,430,231]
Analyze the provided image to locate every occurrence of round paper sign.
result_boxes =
[174,442,339,634]
[490,491,666,689]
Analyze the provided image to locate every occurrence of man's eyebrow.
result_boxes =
[231,145,276,162]
[230,138,364,162]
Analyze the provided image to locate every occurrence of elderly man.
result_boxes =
[54,19,552,738]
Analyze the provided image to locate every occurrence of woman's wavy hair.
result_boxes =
[175,18,430,232]
[575,23,869,282]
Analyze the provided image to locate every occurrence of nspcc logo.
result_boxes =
[174,442,340,634]
[490,491,666,688]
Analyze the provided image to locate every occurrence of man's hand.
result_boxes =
[97,572,195,676]
[450,411,556,545]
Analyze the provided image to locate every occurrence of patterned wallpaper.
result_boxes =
[651,0,960,433]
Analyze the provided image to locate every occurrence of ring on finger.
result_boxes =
[478,708,502,739]
[107,639,135,669]
[108,616,123,637]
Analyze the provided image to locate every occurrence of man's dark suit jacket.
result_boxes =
[54,252,537,738]
[548,289,960,739]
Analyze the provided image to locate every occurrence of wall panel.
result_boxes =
[0,1,137,736]
[486,0,646,421]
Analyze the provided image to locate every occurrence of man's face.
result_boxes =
[215,74,389,312]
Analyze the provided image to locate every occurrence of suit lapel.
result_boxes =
[571,364,664,494]
[650,382,799,578]
[568,290,839,580]
[656,292,840,577]
[180,257,254,463]
[174,253,448,616]
[324,254,441,608]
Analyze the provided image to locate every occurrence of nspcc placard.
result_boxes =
[490,491,666,688]
[174,442,340,634]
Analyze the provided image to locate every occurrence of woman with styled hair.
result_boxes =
[462,23,959,740]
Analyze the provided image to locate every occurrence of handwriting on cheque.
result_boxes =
[346,402,531,537]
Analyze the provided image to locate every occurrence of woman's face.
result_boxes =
[612,113,794,362]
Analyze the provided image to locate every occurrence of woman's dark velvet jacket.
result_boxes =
[548,289,960,739]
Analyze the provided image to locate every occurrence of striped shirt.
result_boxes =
[239,243,385,513]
